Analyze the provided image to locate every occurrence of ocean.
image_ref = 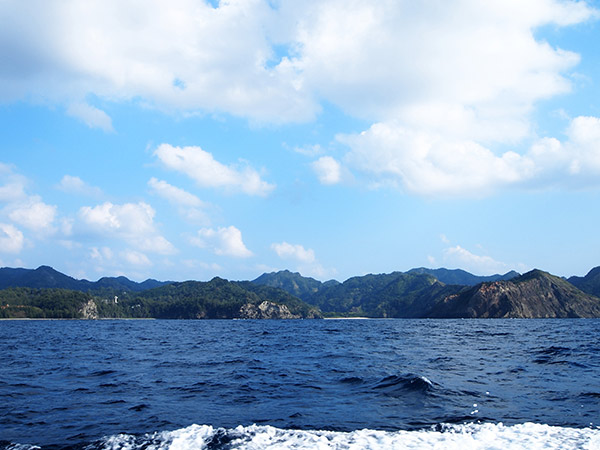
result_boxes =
[1,319,599,449]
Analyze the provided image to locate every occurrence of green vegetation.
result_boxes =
[252,269,337,301]
[1,265,599,320]
[307,272,465,317]
[568,266,600,297]
[0,277,322,320]
[0,288,93,319]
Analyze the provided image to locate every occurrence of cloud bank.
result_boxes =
[1,0,599,196]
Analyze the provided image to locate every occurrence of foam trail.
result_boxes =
[92,422,600,450]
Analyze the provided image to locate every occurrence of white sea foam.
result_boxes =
[95,422,600,450]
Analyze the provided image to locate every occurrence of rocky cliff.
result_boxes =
[239,301,300,319]
[429,270,600,318]
[79,299,99,319]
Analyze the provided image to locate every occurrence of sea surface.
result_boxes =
[1,319,599,449]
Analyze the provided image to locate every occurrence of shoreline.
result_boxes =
[0,317,156,321]
[324,316,371,320]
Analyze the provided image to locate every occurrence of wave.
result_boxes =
[373,374,434,393]
[4,423,599,450]
[339,373,435,395]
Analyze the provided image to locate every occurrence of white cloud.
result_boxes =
[340,122,536,196]
[0,0,315,122]
[90,246,114,262]
[191,226,252,258]
[339,114,600,195]
[120,250,152,267]
[0,223,24,253]
[0,165,59,241]
[78,201,176,254]
[271,241,316,264]
[57,175,103,197]
[2,1,593,126]
[443,245,515,275]
[270,241,336,279]
[0,163,28,202]
[148,177,210,223]
[7,197,57,233]
[148,177,203,207]
[294,144,323,157]
[154,144,275,196]
[527,116,600,186]
[66,102,114,132]
[1,1,599,197]
[311,156,342,185]
[294,1,590,129]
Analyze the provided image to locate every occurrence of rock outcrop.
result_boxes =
[79,299,99,319]
[239,301,301,319]
[429,270,600,318]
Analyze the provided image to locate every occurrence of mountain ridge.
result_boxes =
[1,265,599,319]
[406,267,520,286]
[567,266,600,298]
[429,270,600,318]
[0,266,168,293]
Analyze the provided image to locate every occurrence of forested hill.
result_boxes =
[0,278,321,320]
[250,268,600,318]
[252,270,339,301]
[0,265,167,293]
[405,267,520,286]
[429,270,600,318]
[568,266,600,297]
[1,265,600,319]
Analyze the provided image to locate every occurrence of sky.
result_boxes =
[1,0,600,283]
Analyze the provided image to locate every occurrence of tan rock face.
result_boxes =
[79,299,99,319]
[430,271,600,318]
[239,301,300,319]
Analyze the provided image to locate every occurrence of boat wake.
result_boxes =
[6,422,598,450]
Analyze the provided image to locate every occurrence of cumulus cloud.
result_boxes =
[7,196,57,233]
[57,175,103,197]
[271,241,316,263]
[527,116,600,186]
[340,114,600,196]
[154,144,275,196]
[78,201,175,254]
[0,0,315,122]
[0,223,24,253]
[0,165,58,242]
[2,1,593,125]
[1,1,599,196]
[294,1,589,128]
[66,102,114,132]
[339,122,535,196]
[0,163,28,202]
[311,156,342,185]
[191,226,252,258]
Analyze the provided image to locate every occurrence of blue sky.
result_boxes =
[1,0,600,282]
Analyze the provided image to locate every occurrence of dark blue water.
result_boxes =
[1,319,599,449]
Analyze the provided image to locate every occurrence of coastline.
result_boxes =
[324,316,371,320]
[0,317,157,321]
